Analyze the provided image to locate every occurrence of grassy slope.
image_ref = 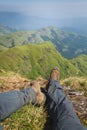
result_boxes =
[70,54,87,76]
[0,42,80,79]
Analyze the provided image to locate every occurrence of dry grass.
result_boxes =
[0,72,31,92]
[0,71,48,92]
[61,76,87,92]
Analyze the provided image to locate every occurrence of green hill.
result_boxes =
[70,54,87,76]
[0,27,87,58]
[0,42,80,79]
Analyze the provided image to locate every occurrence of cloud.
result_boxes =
[0,1,87,19]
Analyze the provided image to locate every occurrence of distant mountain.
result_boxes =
[70,54,87,76]
[61,27,87,35]
[0,12,27,30]
[0,42,81,79]
[0,27,87,59]
[0,12,87,34]
[0,24,17,35]
[60,17,87,35]
[0,12,60,30]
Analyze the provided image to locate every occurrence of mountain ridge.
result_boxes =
[0,26,87,59]
[0,11,87,34]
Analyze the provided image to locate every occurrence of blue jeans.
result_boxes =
[0,87,37,129]
[45,80,87,130]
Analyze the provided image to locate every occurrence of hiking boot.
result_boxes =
[37,77,48,89]
[50,67,60,81]
[30,81,46,105]
[46,67,60,92]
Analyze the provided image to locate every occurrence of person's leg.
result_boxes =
[0,81,45,121]
[45,68,86,130]
[0,125,3,130]
[0,88,36,121]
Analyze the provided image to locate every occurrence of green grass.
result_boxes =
[0,42,80,79]
[70,54,87,76]
[0,104,47,130]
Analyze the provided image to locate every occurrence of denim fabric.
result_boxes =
[46,80,87,130]
[0,88,37,121]
[0,126,3,130]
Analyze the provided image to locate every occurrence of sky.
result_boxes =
[0,0,87,19]
[0,0,87,31]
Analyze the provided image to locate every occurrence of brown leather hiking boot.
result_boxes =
[50,67,60,81]
[30,81,46,105]
[46,67,60,92]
